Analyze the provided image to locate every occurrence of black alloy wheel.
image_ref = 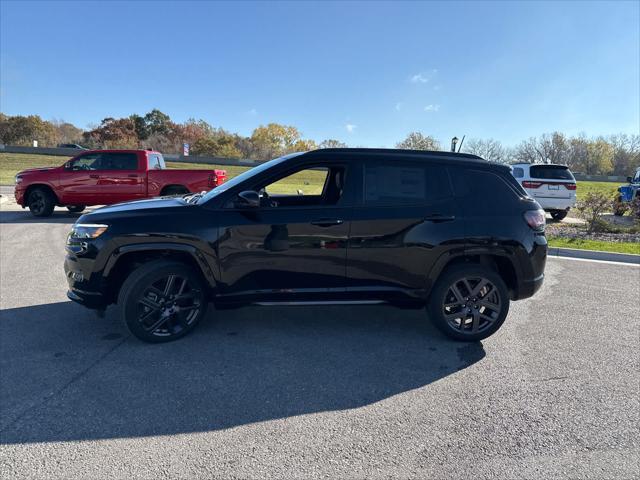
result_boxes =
[429,265,510,341]
[28,188,55,217]
[119,260,207,342]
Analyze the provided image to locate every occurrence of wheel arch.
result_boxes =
[160,184,189,195]
[427,250,521,300]
[24,183,60,204]
[103,243,216,304]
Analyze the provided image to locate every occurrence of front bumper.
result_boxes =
[15,186,26,207]
[64,254,108,310]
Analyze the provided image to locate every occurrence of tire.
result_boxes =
[118,260,208,343]
[550,210,568,221]
[67,205,86,213]
[428,264,510,342]
[162,186,188,196]
[27,187,55,217]
[613,196,626,216]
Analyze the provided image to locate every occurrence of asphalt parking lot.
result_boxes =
[0,204,639,479]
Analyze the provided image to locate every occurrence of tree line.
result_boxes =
[0,111,638,175]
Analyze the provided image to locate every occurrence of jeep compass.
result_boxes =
[65,148,547,343]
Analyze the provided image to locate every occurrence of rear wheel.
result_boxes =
[67,205,86,213]
[118,260,208,343]
[27,188,55,217]
[550,209,568,221]
[428,265,510,342]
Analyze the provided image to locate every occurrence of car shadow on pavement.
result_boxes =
[0,210,83,224]
[0,301,485,445]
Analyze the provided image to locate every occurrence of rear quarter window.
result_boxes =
[450,168,521,215]
[530,165,574,180]
[512,167,525,178]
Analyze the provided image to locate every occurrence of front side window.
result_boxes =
[264,168,329,196]
[363,162,451,205]
[68,154,102,170]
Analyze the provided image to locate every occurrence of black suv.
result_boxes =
[65,148,547,343]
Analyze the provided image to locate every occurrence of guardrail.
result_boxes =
[0,145,261,168]
[0,145,633,182]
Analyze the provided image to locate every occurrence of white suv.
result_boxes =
[511,163,577,220]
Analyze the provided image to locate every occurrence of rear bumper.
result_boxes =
[512,236,547,300]
[535,197,575,211]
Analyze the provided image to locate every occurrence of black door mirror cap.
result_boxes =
[236,190,260,208]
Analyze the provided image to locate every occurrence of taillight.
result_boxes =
[522,181,543,189]
[208,173,217,187]
[565,183,577,190]
[524,209,546,232]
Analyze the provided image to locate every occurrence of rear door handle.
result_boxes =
[423,214,455,222]
[311,218,344,227]
[89,174,100,179]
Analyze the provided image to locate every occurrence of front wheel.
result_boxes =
[428,265,510,341]
[118,260,208,343]
[550,209,568,221]
[67,205,86,213]
[28,188,55,217]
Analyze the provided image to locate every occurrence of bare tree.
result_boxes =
[463,138,506,163]
[396,132,440,150]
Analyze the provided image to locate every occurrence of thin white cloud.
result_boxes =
[424,104,440,112]
[395,102,402,111]
[345,123,357,133]
[410,69,437,84]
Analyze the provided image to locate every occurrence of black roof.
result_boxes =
[308,147,488,164]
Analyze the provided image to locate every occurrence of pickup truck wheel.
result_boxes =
[550,209,568,221]
[28,188,55,217]
[118,260,207,343]
[428,265,509,342]
[67,205,86,213]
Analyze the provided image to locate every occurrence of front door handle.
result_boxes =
[89,174,100,179]
[423,214,455,222]
[311,218,344,227]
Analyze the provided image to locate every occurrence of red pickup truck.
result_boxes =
[14,149,226,217]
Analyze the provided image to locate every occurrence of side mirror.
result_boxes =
[627,176,633,183]
[64,161,72,170]
[235,190,260,208]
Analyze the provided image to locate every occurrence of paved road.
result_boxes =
[0,207,638,479]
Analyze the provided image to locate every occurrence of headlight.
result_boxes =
[15,175,23,184]
[70,224,109,239]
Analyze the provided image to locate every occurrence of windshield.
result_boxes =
[198,152,304,203]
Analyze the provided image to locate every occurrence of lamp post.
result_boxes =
[451,136,458,152]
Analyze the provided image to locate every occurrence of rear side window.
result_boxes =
[363,161,452,205]
[450,168,520,214]
[148,154,165,170]
[100,153,139,170]
[530,165,574,180]
[512,167,525,178]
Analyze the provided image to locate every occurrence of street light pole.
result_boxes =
[451,137,458,152]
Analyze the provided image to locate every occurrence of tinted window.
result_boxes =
[512,167,524,178]
[451,168,519,214]
[364,162,451,205]
[530,165,574,180]
[100,153,138,170]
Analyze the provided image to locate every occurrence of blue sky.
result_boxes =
[1,1,638,147]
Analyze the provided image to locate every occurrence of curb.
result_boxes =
[549,247,640,265]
